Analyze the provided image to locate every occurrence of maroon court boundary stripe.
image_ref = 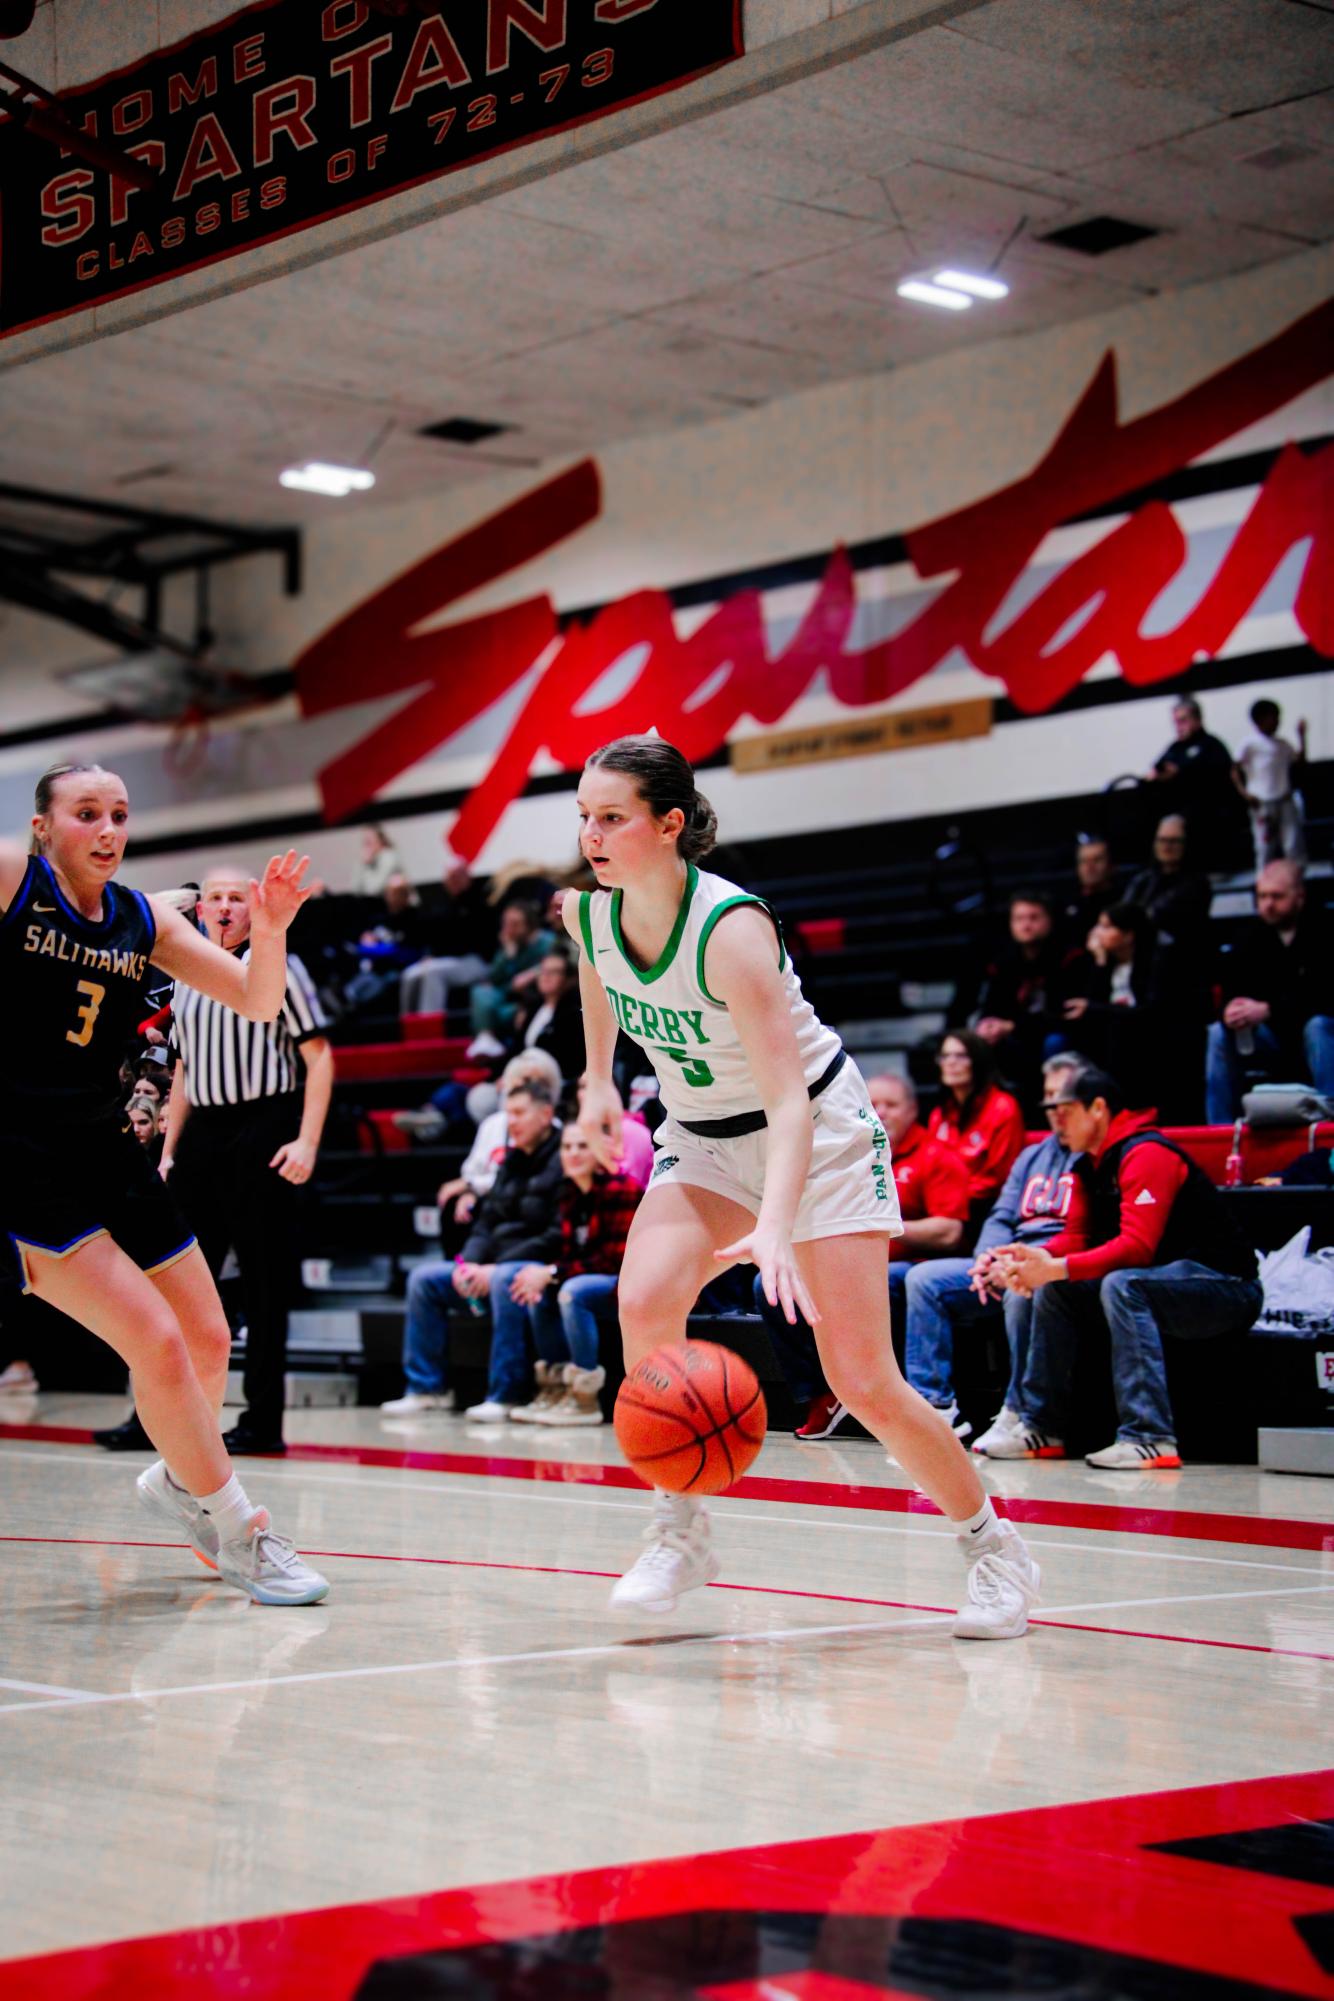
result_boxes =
[4,1420,1332,1553]
[2,1534,1330,1664]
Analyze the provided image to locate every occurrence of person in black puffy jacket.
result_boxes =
[382,1078,566,1423]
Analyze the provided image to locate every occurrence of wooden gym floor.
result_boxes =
[2,1395,1332,1997]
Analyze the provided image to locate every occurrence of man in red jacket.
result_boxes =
[990,1066,1261,1468]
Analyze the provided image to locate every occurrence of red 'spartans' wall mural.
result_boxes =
[293,298,1333,862]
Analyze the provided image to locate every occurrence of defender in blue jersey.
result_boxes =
[567,736,1041,1640]
[0,762,327,1607]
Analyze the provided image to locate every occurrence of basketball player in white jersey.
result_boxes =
[566,735,1040,1639]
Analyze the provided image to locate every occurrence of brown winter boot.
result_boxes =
[535,1364,607,1427]
[510,1360,567,1424]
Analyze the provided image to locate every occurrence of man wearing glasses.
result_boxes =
[904,1052,1085,1452]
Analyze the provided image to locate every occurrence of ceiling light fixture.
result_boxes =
[933,268,1009,300]
[279,462,376,497]
[896,279,972,311]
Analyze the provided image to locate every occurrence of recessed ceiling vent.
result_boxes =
[419,417,514,445]
[1038,214,1161,255]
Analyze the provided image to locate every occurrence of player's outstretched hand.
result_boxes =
[716,1222,819,1327]
[249,850,312,934]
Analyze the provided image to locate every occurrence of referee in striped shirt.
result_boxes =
[158,868,334,1454]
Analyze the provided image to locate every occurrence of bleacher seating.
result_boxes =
[291,764,1332,1465]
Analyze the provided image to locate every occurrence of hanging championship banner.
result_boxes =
[0,0,743,338]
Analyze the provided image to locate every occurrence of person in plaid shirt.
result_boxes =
[508,1123,641,1427]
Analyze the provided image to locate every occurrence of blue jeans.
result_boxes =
[486,1261,567,1403]
[403,1258,564,1401]
[1018,1261,1263,1445]
[1205,1015,1334,1122]
[546,1272,619,1371]
[753,1262,910,1406]
[402,1258,464,1393]
[903,1257,1034,1412]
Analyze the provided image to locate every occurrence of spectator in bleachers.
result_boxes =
[1232,699,1308,871]
[399,853,497,1017]
[905,1051,1084,1447]
[380,1077,565,1420]
[969,892,1066,1115]
[513,947,584,1084]
[575,1071,655,1190]
[506,1122,642,1427]
[755,1072,971,1441]
[349,824,404,898]
[1123,814,1211,949]
[344,873,431,1011]
[126,1094,161,1152]
[1058,835,1121,950]
[1055,900,1200,1113]
[1206,860,1334,1122]
[984,1065,1262,1468]
[929,1030,1026,1215]
[1145,696,1247,867]
[427,1049,564,1216]
[467,900,555,1060]
[129,1063,169,1110]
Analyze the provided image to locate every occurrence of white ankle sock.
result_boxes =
[955,1497,1002,1543]
[199,1474,255,1543]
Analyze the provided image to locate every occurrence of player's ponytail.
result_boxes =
[680,790,718,862]
[30,762,106,854]
[585,735,717,861]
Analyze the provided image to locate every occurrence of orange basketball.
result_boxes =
[614,1340,768,1495]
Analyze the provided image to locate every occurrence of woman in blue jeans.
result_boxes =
[508,1124,642,1427]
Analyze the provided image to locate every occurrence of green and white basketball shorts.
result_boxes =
[646,1061,904,1242]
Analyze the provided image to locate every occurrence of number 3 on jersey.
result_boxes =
[66,979,106,1048]
[664,1049,714,1089]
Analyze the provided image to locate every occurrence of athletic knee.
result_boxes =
[615,1275,681,1339]
[195,1306,231,1376]
[131,1310,193,1383]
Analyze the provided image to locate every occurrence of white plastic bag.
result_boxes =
[1252,1228,1334,1338]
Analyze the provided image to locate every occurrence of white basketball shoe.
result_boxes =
[609,1492,719,1614]
[136,1459,219,1569]
[953,1520,1042,1640]
[216,1509,330,1606]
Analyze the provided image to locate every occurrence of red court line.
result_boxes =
[9,1420,1334,1552]
[6,1418,1333,1554]
[3,1535,1331,1664]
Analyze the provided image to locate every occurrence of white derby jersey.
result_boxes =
[577,864,842,1124]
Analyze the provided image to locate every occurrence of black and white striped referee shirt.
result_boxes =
[172,951,329,1107]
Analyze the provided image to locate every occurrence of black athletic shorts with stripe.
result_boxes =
[1,1115,197,1298]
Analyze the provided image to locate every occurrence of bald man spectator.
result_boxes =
[1124,815,1212,949]
[755,1073,971,1439]
[1205,861,1334,1122]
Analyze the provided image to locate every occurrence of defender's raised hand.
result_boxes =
[249,851,312,934]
